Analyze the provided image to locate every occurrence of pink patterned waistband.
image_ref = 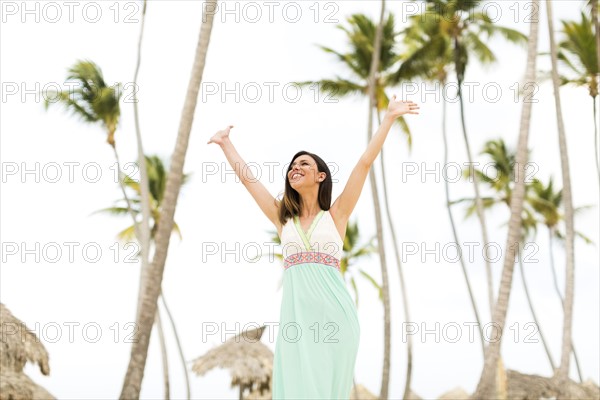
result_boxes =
[283,252,341,271]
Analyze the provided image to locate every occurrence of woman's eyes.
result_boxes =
[291,162,309,169]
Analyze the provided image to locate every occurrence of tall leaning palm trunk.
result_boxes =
[133,0,152,325]
[547,227,584,382]
[119,2,217,397]
[517,233,556,371]
[377,112,414,399]
[44,58,173,397]
[399,17,487,357]
[366,1,391,399]
[546,0,576,389]
[453,39,495,317]
[472,0,540,397]
[440,91,485,356]
[131,2,190,397]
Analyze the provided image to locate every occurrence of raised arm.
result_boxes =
[208,126,281,232]
[331,96,419,222]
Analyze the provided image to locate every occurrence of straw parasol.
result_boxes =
[0,370,55,400]
[437,387,470,399]
[192,325,273,400]
[0,303,55,399]
[0,303,49,374]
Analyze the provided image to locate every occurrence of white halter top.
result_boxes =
[280,209,344,263]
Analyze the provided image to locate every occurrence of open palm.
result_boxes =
[386,95,419,118]
[207,125,233,145]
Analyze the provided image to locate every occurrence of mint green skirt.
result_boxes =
[272,253,360,399]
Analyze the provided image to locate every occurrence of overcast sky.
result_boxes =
[1,0,599,399]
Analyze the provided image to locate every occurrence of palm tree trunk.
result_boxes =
[548,229,584,382]
[156,309,170,399]
[453,41,495,318]
[546,0,576,388]
[111,146,142,245]
[160,290,191,397]
[119,2,217,397]
[517,238,555,370]
[366,2,391,398]
[377,112,413,400]
[133,0,151,327]
[132,3,189,397]
[112,145,175,399]
[548,229,562,299]
[472,1,539,396]
[441,95,486,357]
[112,142,174,398]
[113,144,176,399]
[367,111,391,400]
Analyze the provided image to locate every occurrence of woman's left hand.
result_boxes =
[385,95,420,118]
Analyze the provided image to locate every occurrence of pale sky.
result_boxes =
[1,1,599,399]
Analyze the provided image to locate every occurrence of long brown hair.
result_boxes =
[277,150,332,225]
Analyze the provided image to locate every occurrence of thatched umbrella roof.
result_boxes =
[245,386,271,400]
[0,370,55,400]
[191,325,273,397]
[438,387,469,399]
[0,303,55,399]
[507,369,600,399]
[0,303,50,375]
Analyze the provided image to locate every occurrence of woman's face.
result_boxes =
[288,155,323,189]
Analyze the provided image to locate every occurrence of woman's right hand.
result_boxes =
[207,125,233,146]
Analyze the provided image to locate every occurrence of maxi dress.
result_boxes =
[271,209,361,400]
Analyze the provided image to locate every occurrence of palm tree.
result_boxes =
[528,177,595,382]
[42,59,176,397]
[516,211,557,371]
[545,0,577,389]
[398,11,488,360]
[130,1,155,373]
[556,11,599,185]
[43,60,134,221]
[418,0,528,317]
[119,1,218,397]
[92,155,193,397]
[365,4,395,398]
[456,139,556,372]
[472,0,540,397]
[44,60,187,398]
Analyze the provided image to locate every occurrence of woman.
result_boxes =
[207,96,419,399]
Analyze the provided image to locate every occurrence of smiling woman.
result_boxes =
[207,96,419,399]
